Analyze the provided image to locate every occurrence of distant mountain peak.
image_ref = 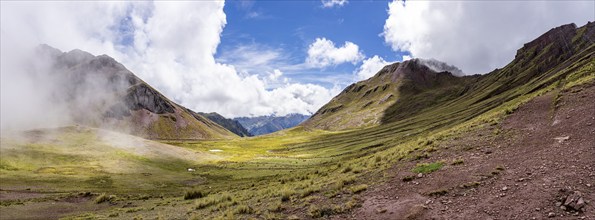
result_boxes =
[235,114,310,136]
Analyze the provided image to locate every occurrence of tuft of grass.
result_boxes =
[344,197,360,210]
[234,204,253,214]
[460,182,481,189]
[427,189,448,197]
[413,153,430,160]
[280,188,294,202]
[402,175,415,182]
[300,185,320,198]
[425,147,438,153]
[94,193,116,204]
[451,159,464,165]
[412,162,443,174]
[308,205,335,218]
[194,193,233,210]
[349,184,368,194]
[335,176,356,189]
[184,190,207,200]
[267,202,284,212]
[341,166,352,173]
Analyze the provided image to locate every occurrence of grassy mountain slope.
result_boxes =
[32,45,236,140]
[302,59,478,130]
[197,112,252,137]
[0,23,593,219]
[304,22,594,131]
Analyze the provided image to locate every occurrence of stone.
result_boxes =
[553,136,570,143]
[417,173,423,178]
[563,191,586,211]
[548,212,556,218]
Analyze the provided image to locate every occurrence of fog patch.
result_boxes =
[1,44,134,133]
[418,58,465,76]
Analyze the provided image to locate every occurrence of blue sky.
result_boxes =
[217,0,405,89]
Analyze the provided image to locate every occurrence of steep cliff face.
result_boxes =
[30,45,236,140]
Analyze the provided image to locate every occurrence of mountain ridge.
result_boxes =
[304,22,594,131]
[30,45,237,140]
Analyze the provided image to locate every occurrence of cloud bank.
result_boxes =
[1,1,339,122]
[383,0,595,74]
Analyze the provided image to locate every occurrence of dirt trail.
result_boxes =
[339,82,595,219]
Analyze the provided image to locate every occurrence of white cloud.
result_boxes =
[269,69,283,81]
[1,1,339,122]
[216,44,286,78]
[306,37,364,68]
[321,0,348,8]
[355,55,392,80]
[383,0,594,74]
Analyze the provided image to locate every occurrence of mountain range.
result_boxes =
[235,114,311,136]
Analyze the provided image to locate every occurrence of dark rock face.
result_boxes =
[125,84,175,114]
[39,45,176,117]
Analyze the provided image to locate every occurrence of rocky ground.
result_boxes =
[336,82,595,219]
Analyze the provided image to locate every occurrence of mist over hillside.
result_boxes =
[0,45,235,139]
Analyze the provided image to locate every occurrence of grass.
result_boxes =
[412,162,444,174]
[349,184,368,194]
[427,189,448,197]
[0,42,593,219]
[184,190,207,200]
[95,193,116,204]
[451,159,464,165]
[460,182,481,189]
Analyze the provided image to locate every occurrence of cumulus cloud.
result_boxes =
[321,0,348,8]
[1,1,338,124]
[354,55,392,80]
[383,0,594,74]
[306,37,364,68]
[269,69,283,81]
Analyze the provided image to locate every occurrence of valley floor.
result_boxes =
[0,83,593,220]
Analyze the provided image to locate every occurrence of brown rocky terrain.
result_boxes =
[335,81,595,219]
